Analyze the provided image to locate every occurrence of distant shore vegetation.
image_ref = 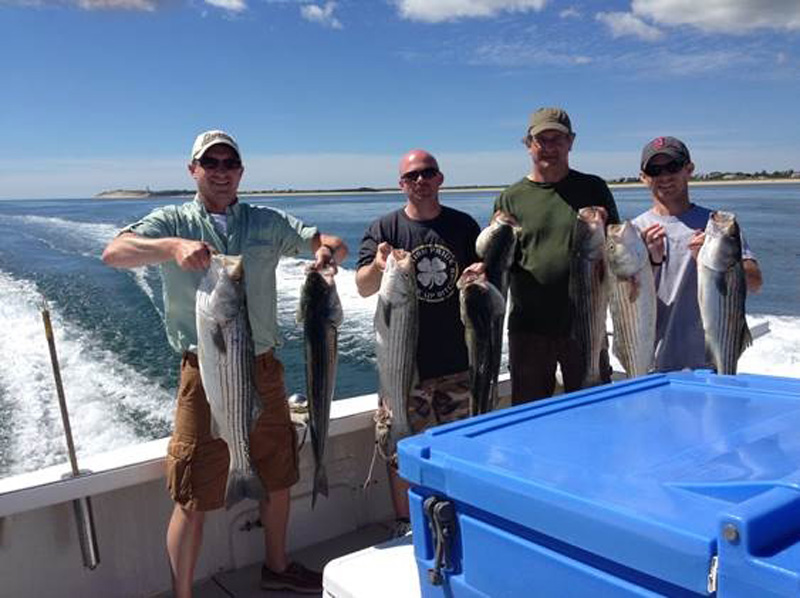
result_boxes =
[96,169,800,198]
[607,169,800,185]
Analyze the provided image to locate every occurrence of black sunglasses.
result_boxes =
[197,156,242,171]
[401,167,439,182]
[644,160,685,177]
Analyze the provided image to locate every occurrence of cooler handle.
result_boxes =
[424,496,457,586]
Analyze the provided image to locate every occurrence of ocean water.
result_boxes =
[0,184,798,479]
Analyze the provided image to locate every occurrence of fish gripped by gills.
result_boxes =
[569,206,609,389]
[606,221,657,378]
[195,254,265,508]
[697,210,752,375]
[297,265,342,508]
[374,249,418,462]
[476,212,519,301]
[458,270,505,416]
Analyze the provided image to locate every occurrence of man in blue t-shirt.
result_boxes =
[356,149,480,534]
[633,136,763,372]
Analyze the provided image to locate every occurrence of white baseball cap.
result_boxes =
[190,130,240,161]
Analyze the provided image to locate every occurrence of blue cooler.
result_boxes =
[398,371,800,597]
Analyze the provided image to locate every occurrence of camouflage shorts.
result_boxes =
[406,371,471,433]
[374,371,471,466]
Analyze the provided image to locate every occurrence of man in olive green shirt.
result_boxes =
[494,108,619,404]
[103,130,347,597]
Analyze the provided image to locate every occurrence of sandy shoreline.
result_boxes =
[97,177,799,200]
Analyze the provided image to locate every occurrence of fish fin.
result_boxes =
[209,417,221,439]
[211,324,227,355]
[377,296,391,328]
[330,292,344,328]
[714,271,728,297]
[739,320,753,356]
[627,276,640,303]
[312,464,329,509]
[593,258,607,284]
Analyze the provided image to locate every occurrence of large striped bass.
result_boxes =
[374,249,418,461]
[196,254,264,508]
[476,212,518,301]
[697,211,752,374]
[606,221,656,378]
[298,265,342,508]
[569,207,609,388]
[458,270,505,416]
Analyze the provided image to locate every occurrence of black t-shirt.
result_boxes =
[358,206,481,381]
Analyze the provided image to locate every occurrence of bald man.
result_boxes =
[356,149,480,534]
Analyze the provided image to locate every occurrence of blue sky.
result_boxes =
[1,0,799,198]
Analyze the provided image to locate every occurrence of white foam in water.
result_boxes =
[739,314,800,379]
[605,313,799,379]
[276,257,378,361]
[6,214,160,306]
[0,270,173,476]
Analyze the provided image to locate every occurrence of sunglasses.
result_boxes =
[644,160,685,177]
[401,167,440,182]
[531,133,571,148]
[197,156,242,171]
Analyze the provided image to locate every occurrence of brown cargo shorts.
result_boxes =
[165,351,299,511]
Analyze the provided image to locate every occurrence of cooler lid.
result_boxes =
[399,372,800,594]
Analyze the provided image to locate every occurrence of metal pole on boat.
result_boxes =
[40,301,100,570]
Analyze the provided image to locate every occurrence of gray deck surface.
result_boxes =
[155,522,396,597]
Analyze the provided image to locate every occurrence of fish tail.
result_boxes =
[312,464,329,509]
[225,469,265,509]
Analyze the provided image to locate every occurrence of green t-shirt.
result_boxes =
[123,195,318,355]
[493,170,619,335]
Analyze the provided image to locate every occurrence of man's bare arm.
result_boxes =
[355,241,391,298]
[102,232,212,271]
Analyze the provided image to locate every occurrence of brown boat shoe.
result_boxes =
[261,561,323,594]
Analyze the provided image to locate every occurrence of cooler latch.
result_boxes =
[423,496,457,585]
[707,554,719,594]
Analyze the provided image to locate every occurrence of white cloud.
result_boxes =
[596,11,663,41]
[204,0,246,11]
[300,2,342,28]
[631,0,800,33]
[612,48,753,75]
[395,0,547,23]
[73,0,159,9]
[469,41,592,66]
[559,6,580,18]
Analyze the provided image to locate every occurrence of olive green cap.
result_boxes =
[528,107,573,137]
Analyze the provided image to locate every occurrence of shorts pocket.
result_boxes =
[166,439,194,505]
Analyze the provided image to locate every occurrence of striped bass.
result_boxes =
[606,221,656,378]
[458,270,505,416]
[196,254,264,508]
[569,206,609,388]
[697,211,752,374]
[374,249,418,461]
[298,265,342,508]
[476,212,518,301]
